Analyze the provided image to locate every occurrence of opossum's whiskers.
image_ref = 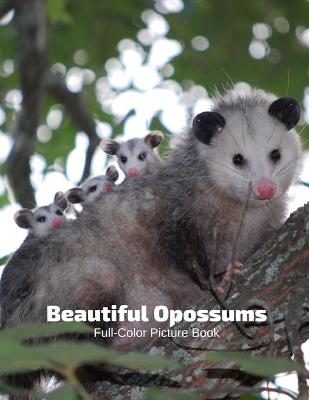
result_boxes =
[301,138,309,148]
[276,162,303,179]
[178,173,246,185]
[274,157,302,178]
[215,188,224,203]
[274,155,302,176]
[212,154,250,178]
[208,170,250,182]
[195,167,250,183]
[207,156,251,180]
[220,67,235,90]
[262,203,279,229]
[297,124,307,137]
[171,184,217,228]
[210,173,248,183]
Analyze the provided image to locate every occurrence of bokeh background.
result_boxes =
[0,1,308,397]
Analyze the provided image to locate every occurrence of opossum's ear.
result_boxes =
[100,139,120,155]
[193,112,225,145]
[53,191,68,211]
[145,130,164,148]
[14,209,34,229]
[268,97,301,130]
[65,188,85,204]
[106,165,119,182]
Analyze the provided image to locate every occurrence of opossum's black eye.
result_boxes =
[36,216,46,223]
[55,209,63,216]
[233,154,245,166]
[89,185,97,193]
[120,155,127,163]
[138,152,147,161]
[270,149,281,162]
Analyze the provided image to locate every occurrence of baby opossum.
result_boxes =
[14,192,69,237]
[100,131,164,178]
[65,165,119,205]
[0,90,302,396]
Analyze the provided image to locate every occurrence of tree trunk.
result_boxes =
[6,0,48,208]
[86,202,309,399]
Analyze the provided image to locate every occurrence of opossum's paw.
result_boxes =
[216,261,243,296]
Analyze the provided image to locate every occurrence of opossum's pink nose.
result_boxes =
[127,168,139,177]
[253,180,277,200]
[52,218,62,229]
[102,180,112,193]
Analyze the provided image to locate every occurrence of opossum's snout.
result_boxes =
[102,180,112,193]
[52,218,62,229]
[252,179,277,200]
[127,168,139,178]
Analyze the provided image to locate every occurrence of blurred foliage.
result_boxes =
[145,388,263,399]
[169,0,308,98]
[0,322,300,399]
[0,0,308,195]
[146,388,200,399]
[0,322,180,399]
[0,255,9,266]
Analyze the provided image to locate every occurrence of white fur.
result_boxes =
[80,175,110,203]
[100,133,164,178]
[197,91,302,206]
[31,205,66,236]
[116,139,160,177]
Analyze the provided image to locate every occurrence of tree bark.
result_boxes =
[4,1,101,207]
[86,202,309,399]
[6,0,48,208]
[47,73,100,184]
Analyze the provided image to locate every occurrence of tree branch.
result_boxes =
[47,73,100,184]
[286,281,309,398]
[5,0,48,208]
[84,202,309,399]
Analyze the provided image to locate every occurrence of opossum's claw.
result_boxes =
[216,261,243,295]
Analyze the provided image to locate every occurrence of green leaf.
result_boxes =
[0,190,9,209]
[36,111,77,167]
[0,338,50,373]
[239,395,261,400]
[45,383,82,400]
[30,342,180,371]
[0,322,92,342]
[205,351,303,378]
[0,382,32,396]
[146,388,199,400]
[47,0,72,24]
[0,322,179,375]
[0,254,9,266]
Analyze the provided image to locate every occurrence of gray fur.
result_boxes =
[0,89,302,394]
[65,166,119,207]
[14,192,70,237]
[100,131,164,179]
